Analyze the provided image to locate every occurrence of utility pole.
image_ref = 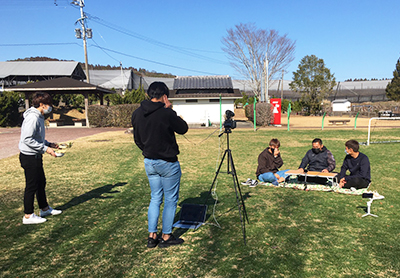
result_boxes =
[260,67,265,102]
[120,62,125,94]
[73,0,92,127]
[281,70,284,100]
[265,52,269,102]
[73,0,92,83]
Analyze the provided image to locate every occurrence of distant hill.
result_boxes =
[9,56,176,78]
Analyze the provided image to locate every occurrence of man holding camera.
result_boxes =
[131,81,188,248]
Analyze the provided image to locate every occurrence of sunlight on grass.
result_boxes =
[1,128,400,277]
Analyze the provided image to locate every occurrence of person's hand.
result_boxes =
[321,169,328,173]
[339,178,346,188]
[274,148,280,156]
[163,95,172,108]
[298,168,304,173]
[49,142,59,149]
[46,147,57,157]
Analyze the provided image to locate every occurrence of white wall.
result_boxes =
[172,99,235,124]
[332,101,351,112]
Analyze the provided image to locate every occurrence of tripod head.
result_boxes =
[219,110,236,137]
[219,126,232,137]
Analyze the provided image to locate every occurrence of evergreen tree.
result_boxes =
[386,58,400,101]
[289,55,336,115]
[0,91,22,127]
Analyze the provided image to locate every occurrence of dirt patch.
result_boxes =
[0,127,126,160]
[50,107,86,124]
[234,108,400,128]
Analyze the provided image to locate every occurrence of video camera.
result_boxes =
[223,110,237,130]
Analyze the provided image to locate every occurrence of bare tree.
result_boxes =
[222,23,295,99]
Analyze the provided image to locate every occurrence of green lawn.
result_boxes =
[1,128,399,277]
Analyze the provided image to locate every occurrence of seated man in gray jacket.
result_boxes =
[298,138,336,183]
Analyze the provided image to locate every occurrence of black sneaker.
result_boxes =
[147,236,159,248]
[158,234,184,248]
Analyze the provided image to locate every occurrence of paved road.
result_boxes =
[0,127,126,160]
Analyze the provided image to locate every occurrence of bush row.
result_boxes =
[87,104,140,127]
[0,91,23,127]
[245,102,274,126]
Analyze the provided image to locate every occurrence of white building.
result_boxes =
[169,76,242,125]
[332,99,351,112]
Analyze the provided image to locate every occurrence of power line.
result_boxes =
[85,12,229,66]
[91,39,120,64]
[0,42,81,47]
[89,44,222,76]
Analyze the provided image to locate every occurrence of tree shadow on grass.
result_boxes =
[56,182,127,211]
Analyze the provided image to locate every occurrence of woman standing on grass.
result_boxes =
[19,92,62,224]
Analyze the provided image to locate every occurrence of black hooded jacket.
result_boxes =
[131,100,188,162]
[299,146,336,172]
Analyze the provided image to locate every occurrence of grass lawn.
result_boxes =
[1,127,400,277]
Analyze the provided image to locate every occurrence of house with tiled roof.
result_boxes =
[168,75,242,125]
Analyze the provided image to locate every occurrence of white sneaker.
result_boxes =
[40,206,62,217]
[23,213,47,224]
[241,178,252,186]
[249,180,258,187]
[372,191,384,200]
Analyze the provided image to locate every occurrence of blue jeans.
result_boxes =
[144,158,181,235]
[258,170,289,184]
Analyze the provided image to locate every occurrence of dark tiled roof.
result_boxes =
[173,75,233,90]
[6,77,114,94]
[169,89,242,99]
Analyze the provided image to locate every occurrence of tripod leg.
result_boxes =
[227,150,248,245]
[204,150,228,206]
[228,150,249,224]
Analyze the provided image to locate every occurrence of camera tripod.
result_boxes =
[204,127,249,245]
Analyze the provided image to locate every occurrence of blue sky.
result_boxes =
[1,0,399,82]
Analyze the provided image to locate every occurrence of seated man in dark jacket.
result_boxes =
[299,138,336,173]
[298,138,336,184]
[339,139,371,189]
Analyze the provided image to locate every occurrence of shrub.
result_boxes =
[234,92,257,108]
[245,102,273,126]
[87,105,110,127]
[88,104,140,127]
[0,91,23,127]
[108,104,140,127]
[105,87,147,106]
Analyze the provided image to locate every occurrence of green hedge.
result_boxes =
[245,102,273,126]
[0,91,22,127]
[87,104,140,127]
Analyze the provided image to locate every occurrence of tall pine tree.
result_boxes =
[289,55,336,115]
[386,58,400,101]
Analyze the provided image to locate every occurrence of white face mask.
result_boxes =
[344,149,349,155]
[43,106,52,114]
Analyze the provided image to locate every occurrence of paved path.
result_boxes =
[0,127,126,160]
